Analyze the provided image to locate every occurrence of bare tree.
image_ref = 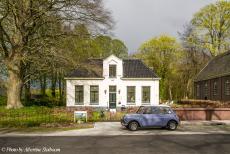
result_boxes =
[0,0,113,108]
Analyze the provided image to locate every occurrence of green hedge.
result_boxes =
[0,96,6,106]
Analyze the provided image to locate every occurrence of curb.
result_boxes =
[181,121,230,126]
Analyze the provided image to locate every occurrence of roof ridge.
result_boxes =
[123,58,139,60]
[195,50,230,82]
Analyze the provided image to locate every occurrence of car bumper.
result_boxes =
[121,119,128,126]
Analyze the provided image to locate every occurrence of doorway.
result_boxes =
[109,86,116,109]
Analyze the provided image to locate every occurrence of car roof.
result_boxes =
[140,105,171,108]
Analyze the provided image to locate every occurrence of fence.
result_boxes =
[0,107,73,127]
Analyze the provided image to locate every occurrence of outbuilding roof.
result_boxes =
[195,51,230,81]
[67,58,158,79]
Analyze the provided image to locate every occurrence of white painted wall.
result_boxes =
[66,55,160,108]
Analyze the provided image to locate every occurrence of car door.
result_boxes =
[141,107,163,127]
[141,107,154,127]
[148,107,163,126]
[154,107,171,126]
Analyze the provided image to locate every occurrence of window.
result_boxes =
[143,107,152,114]
[142,86,150,104]
[196,85,200,97]
[137,106,145,114]
[225,80,230,96]
[204,82,208,96]
[213,81,218,96]
[109,65,116,77]
[90,86,99,104]
[156,107,173,114]
[127,86,135,104]
[137,106,152,114]
[75,86,84,105]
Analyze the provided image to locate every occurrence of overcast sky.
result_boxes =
[104,0,217,54]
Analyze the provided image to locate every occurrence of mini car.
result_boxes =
[121,105,179,131]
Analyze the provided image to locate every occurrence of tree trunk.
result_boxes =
[40,74,47,97]
[58,73,64,104]
[58,76,62,101]
[51,71,57,97]
[168,85,172,101]
[24,80,31,104]
[6,69,23,109]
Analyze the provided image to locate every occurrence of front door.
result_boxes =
[109,86,116,109]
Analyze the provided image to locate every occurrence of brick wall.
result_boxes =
[174,108,230,120]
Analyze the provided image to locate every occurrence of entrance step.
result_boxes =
[109,109,116,113]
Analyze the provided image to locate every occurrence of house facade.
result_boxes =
[194,51,230,101]
[65,55,160,110]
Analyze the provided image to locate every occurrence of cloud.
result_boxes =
[104,0,217,54]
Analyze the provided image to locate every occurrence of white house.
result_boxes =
[65,55,160,111]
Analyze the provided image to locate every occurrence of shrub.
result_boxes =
[27,96,62,107]
[0,95,6,106]
[89,111,101,122]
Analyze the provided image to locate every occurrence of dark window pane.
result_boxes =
[213,81,218,96]
[196,85,200,97]
[142,86,150,104]
[137,106,145,114]
[109,65,116,77]
[109,93,116,102]
[204,82,208,96]
[75,86,84,105]
[225,80,230,96]
[90,86,99,104]
[109,86,116,92]
[143,107,152,114]
[152,107,158,114]
[127,86,135,104]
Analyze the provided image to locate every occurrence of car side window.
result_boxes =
[137,106,145,114]
[157,107,172,114]
[143,107,152,114]
[164,107,172,114]
[157,107,165,114]
[152,107,158,114]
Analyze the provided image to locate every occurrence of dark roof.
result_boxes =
[123,59,158,78]
[67,59,103,78]
[67,58,158,78]
[195,51,230,81]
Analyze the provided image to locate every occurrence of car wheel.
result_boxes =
[128,121,139,131]
[167,120,177,131]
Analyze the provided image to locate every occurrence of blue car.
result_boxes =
[121,105,179,131]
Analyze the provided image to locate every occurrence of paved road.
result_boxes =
[0,135,230,154]
[1,122,230,136]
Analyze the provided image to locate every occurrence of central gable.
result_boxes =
[103,54,123,78]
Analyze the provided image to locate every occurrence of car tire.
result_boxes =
[167,120,177,131]
[128,121,139,131]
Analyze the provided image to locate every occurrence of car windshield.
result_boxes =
[136,106,145,114]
